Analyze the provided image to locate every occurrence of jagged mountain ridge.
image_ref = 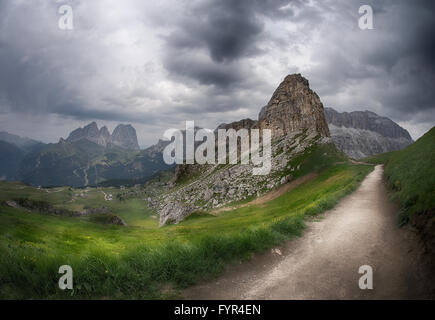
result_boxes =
[324,108,412,139]
[65,122,140,150]
[324,108,414,159]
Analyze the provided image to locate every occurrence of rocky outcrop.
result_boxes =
[216,119,257,132]
[109,124,140,150]
[66,122,140,150]
[256,74,330,139]
[80,207,110,216]
[89,213,128,226]
[67,122,103,146]
[10,198,80,217]
[6,199,127,226]
[324,108,414,159]
[154,74,333,226]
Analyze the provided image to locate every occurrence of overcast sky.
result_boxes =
[0,0,434,146]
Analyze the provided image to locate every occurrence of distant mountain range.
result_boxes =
[0,132,45,180]
[324,108,414,159]
[0,131,43,150]
[0,123,170,187]
[0,105,415,186]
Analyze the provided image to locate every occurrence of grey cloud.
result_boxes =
[305,0,435,131]
[0,0,434,145]
[53,103,159,125]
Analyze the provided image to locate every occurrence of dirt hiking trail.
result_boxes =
[183,165,433,299]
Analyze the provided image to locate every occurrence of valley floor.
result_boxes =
[183,166,434,299]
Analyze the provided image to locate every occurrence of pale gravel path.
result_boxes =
[183,165,432,300]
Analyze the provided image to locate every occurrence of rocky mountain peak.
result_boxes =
[109,124,140,150]
[67,122,100,145]
[257,74,330,138]
[82,122,100,140]
[99,126,110,139]
[66,122,140,150]
[85,121,98,130]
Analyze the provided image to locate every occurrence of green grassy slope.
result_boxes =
[365,126,435,224]
[0,144,373,299]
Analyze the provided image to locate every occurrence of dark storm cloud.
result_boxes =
[165,0,295,63]
[373,0,435,116]
[161,0,307,88]
[164,55,244,87]
[412,15,435,74]
[358,0,435,75]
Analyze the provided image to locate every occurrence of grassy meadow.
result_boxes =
[365,126,435,225]
[0,161,373,299]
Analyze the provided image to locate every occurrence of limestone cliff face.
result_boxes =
[257,74,330,139]
[324,108,414,159]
